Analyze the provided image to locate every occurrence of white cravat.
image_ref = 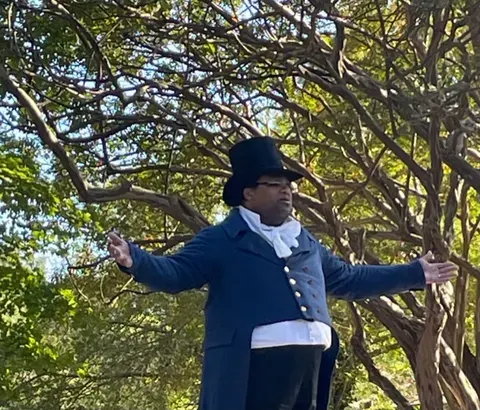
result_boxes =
[238,206,301,258]
[238,206,332,350]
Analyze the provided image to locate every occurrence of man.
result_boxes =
[108,137,457,410]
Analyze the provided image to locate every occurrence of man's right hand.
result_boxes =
[107,232,133,268]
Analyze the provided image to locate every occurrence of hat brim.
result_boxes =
[222,167,303,207]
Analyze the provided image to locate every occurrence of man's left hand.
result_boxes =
[419,251,459,284]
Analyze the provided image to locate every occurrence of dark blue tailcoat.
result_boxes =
[124,209,425,410]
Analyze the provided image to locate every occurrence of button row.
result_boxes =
[285,266,314,315]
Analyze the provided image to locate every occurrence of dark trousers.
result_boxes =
[245,345,324,410]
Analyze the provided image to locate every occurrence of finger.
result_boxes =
[107,247,116,259]
[107,238,122,255]
[434,261,458,269]
[438,270,459,278]
[432,271,458,281]
[108,244,121,259]
[107,232,124,245]
[422,250,434,261]
[438,265,459,275]
[107,231,121,242]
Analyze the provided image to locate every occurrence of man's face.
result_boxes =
[243,174,294,226]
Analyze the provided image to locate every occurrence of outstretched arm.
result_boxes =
[108,228,218,294]
[321,246,458,300]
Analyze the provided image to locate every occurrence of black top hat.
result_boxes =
[222,137,303,206]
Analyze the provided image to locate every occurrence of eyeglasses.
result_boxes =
[254,181,296,191]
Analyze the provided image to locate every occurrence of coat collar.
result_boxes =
[221,208,250,239]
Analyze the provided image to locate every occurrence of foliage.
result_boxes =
[1,0,480,409]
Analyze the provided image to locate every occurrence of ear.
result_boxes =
[243,187,255,202]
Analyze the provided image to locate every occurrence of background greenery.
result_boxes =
[1,0,480,409]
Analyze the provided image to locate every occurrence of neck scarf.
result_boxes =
[238,206,301,258]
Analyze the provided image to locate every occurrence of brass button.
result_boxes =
[289,278,296,285]
[295,291,302,298]
[301,306,307,312]
[284,266,290,273]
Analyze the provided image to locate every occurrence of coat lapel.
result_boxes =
[236,230,283,265]
[290,228,315,258]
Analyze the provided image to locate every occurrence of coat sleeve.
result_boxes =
[118,227,218,294]
[319,244,426,300]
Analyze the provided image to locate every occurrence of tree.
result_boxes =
[1,0,480,408]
